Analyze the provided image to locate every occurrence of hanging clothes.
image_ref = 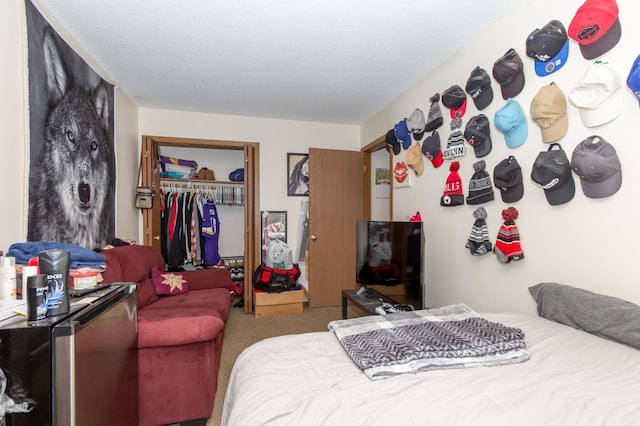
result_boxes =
[202,198,221,266]
[160,183,235,268]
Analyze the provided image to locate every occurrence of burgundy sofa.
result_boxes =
[100,244,232,426]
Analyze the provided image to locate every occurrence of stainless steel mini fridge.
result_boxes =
[0,283,138,426]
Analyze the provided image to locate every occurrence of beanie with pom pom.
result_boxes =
[444,118,467,160]
[494,207,524,263]
[466,207,492,255]
[425,93,444,132]
[441,161,464,206]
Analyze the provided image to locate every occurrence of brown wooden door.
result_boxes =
[308,148,364,307]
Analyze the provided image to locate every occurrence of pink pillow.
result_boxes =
[151,265,189,296]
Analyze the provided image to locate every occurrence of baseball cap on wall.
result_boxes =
[530,82,569,143]
[531,143,576,205]
[406,108,426,141]
[442,85,468,119]
[385,129,401,155]
[465,66,494,110]
[405,143,424,177]
[526,20,570,77]
[394,119,412,151]
[494,99,528,148]
[493,48,526,100]
[421,131,444,168]
[569,60,622,128]
[627,55,640,106]
[493,156,524,203]
[568,0,621,60]
[571,136,622,198]
[464,114,492,158]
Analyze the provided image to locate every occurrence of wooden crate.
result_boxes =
[254,288,304,317]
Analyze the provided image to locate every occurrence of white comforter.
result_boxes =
[222,313,640,426]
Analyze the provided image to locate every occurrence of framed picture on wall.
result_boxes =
[261,211,287,261]
[287,153,309,196]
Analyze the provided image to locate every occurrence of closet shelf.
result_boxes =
[160,177,244,185]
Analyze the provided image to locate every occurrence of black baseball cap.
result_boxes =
[526,20,569,77]
[493,48,526,100]
[465,66,494,110]
[464,114,492,158]
[385,129,401,155]
[421,131,444,168]
[493,156,524,203]
[531,143,576,205]
[442,85,468,119]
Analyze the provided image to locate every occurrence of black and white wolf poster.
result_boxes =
[25,0,115,250]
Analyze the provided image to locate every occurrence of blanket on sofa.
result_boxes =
[328,303,529,380]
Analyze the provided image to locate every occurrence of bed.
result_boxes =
[221,283,640,425]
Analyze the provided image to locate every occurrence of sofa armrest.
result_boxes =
[181,268,233,291]
[137,315,225,349]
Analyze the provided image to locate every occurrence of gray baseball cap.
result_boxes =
[571,136,622,198]
[531,143,575,205]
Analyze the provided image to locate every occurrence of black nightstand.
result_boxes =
[341,288,399,319]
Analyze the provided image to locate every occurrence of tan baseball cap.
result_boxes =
[405,143,424,176]
[530,82,569,143]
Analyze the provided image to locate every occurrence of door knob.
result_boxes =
[310,235,317,241]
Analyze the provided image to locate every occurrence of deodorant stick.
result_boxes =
[27,274,48,321]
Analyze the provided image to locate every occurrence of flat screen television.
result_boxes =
[355,221,423,310]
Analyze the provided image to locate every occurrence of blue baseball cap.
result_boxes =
[494,99,528,148]
[627,54,640,106]
[526,20,570,77]
[393,119,412,150]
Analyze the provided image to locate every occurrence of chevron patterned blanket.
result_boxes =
[328,303,529,380]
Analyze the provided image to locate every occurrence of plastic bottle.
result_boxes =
[39,250,70,316]
[0,256,16,300]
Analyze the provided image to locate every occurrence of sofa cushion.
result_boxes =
[141,288,232,321]
[137,314,224,348]
[151,265,189,296]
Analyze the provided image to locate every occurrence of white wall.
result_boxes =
[139,108,360,259]
[0,0,27,253]
[362,0,640,313]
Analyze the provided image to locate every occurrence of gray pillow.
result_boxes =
[529,282,640,350]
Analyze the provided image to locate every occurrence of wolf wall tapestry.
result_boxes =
[25,0,116,250]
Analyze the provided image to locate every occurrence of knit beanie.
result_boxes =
[466,207,492,255]
[443,118,466,160]
[493,207,524,264]
[466,160,495,205]
[425,93,444,132]
[440,161,464,207]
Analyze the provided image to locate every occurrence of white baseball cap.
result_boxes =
[568,61,622,128]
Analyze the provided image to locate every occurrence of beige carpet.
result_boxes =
[207,303,363,426]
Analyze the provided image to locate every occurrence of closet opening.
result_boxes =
[140,135,260,313]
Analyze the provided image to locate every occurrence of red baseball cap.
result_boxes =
[568,0,621,60]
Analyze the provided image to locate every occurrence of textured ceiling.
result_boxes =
[35,0,523,125]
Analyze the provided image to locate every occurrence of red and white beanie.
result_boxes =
[440,161,464,207]
[493,207,524,263]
